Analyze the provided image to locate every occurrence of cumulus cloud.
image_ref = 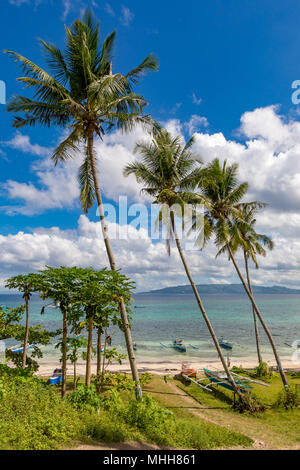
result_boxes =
[185,114,209,136]
[0,214,299,292]
[192,105,300,212]
[0,132,51,157]
[1,125,152,215]
[2,106,300,288]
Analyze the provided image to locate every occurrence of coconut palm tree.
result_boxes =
[5,8,158,398]
[217,205,274,364]
[124,128,245,398]
[196,158,288,386]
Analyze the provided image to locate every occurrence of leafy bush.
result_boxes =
[0,372,83,450]
[233,394,265,414]
[275,386,300,410]
[67,384,101,411]
[254,362,273,379]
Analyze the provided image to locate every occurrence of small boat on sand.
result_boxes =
[50,368,63,385]
[181,362,197,378]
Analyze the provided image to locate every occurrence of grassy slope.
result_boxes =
[143,375,253,449]
[173,372,300,449]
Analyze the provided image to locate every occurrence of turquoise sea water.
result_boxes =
[1,292,299,364]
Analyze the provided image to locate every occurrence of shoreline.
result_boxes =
[35,357,300,377]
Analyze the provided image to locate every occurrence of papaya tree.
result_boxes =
[5,274,41,368]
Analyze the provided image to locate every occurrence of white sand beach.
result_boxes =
[36,357,300,378]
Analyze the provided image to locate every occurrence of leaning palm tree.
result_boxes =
[196,159,288,386]
[124,128,245,399]
[217,205,274,364]
[5,9,158,398]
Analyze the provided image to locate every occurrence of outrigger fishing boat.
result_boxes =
[10,343,35,354]
[218,337,233,350]
[203,368,252,393]
[160,338,187,353]
[182,367,269,394]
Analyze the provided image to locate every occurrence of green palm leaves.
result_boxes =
[5,7,158,213]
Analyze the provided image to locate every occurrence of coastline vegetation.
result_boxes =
[1,7,299,451]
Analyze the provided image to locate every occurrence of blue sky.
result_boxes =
[1,0,300,291]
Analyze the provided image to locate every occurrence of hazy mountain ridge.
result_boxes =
[139,284,300,295]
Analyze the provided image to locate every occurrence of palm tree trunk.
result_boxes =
[85,314,93,386]
[61,306,67,398]
[170,215,244,399]
[97,328,102,377]
[22,295,29,369]
[243,251,262,364]
[96,328,102,392]
[227,245,288,386]
[87,129,142,399]
[100,330,108,390]
[73,361,77,390]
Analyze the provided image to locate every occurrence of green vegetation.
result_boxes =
[0,366,252,450]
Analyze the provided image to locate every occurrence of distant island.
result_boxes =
[138,283,300,295]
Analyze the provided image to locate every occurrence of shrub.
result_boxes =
[233,394,265,414]
[275,386,300,410]
[0,373,83,450]
[254,362,272,379]
[67,384,101,411]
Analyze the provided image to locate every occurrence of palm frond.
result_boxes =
[79,147,96,212]
[126,54,159,85]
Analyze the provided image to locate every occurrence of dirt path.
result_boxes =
[167,381,300,450]
[165,381,268,450]
[68,442,160,451]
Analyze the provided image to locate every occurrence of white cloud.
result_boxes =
[185,114,209,136]
[1,132,51,157]
[62,0,72,20]
[192,105,300,213]
[192,93,202,106]
[1,124,153,215]
[120,6,134,26]
[0,214,299,292]
[2,106,300,289]
[8,0,84,19]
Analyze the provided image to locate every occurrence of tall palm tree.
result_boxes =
[5,9,158,398]
[124,128,245,398]
[197,159,288,386]
[217,205,274,364]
